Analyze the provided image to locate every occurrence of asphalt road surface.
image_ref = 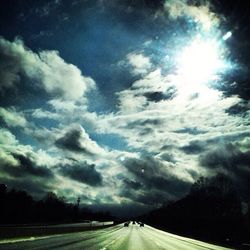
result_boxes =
[0,223,233,250]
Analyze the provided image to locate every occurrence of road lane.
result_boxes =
[0,223,233,250]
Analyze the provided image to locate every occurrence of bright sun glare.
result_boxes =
[176,38,225,87]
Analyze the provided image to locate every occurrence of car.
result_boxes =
[124,222,129,227]
[132,221,136,224]
[140,223,144,227]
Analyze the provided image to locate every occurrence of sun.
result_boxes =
[176,37,225,87]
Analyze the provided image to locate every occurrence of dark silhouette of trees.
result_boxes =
[0,187,34,224]
[141,174,248,247]
[0,185,114,224]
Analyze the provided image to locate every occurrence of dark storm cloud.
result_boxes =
[144,87,177,102]
[180,132,250,155]
[55,127,88,153]
[122,157,190,201]
[0,152,55,198]
[174,127,207,135]
[59,161,103,187]
[200,143,250,170]
[199,143,250,199]
[123,178,142,190]
[120,176,166,206]
[205,132,250,146]
[120,187,167,206]
[180,140,206,154]
[13,154,53,177]
[123,157,170,191]
[55,126,102,155]
[125,118,162,129]
[226,101,249,116]
[0,40,21,91]
[1,153,53,178]
[217,72,250,101]
[158,152,176,163]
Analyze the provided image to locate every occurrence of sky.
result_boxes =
[0,0,250,217]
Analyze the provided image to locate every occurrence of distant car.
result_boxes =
[124,222,129,227]
[132,221,136,224]
[140,223,144,227]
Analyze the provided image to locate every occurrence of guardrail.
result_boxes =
[0,221,114,240]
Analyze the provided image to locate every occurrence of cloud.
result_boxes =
[0,129,56,197]
[156,152,176,163]
[180,140,206,154]
[121,156,191,201]
[34,0,62,17]
[200,143,250,171]
[117,165,191,207]
[0,150,19,167]
[3,153,54,178]
[174,127,207,135]
[99,67,247,154]
[31,108,61,121]
[234,137,250,152]
[0,129,56,177]
[0,107,27,127]
[199,143,250,199]
[37,50,95,100]
[55,124,105,155]
[59,161,103,187]
[0,37,95,100]
[144,87,176,102]
[226,101,250,116]
[93,63,250,203]
[31,98,99,134]
[116,69,175,113]
[0,128,19,146]
[164,0,219,30]
[120,186,169,206]
[127,52,152,75]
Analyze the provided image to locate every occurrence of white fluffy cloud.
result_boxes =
[164,0,219,30]
[127,52,152,75]
[93,65,250,186]
[0,37,95,100]
[0,107,27,127]
[55,124,107,156]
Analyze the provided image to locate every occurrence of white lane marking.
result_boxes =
[0,236,52,244]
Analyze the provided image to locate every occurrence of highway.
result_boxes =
[0,222,233,250]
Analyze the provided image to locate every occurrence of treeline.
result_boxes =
[140,174,250,247]
[0,184,113,224]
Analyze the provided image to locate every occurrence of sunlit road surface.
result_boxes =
[0,223,233,250]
